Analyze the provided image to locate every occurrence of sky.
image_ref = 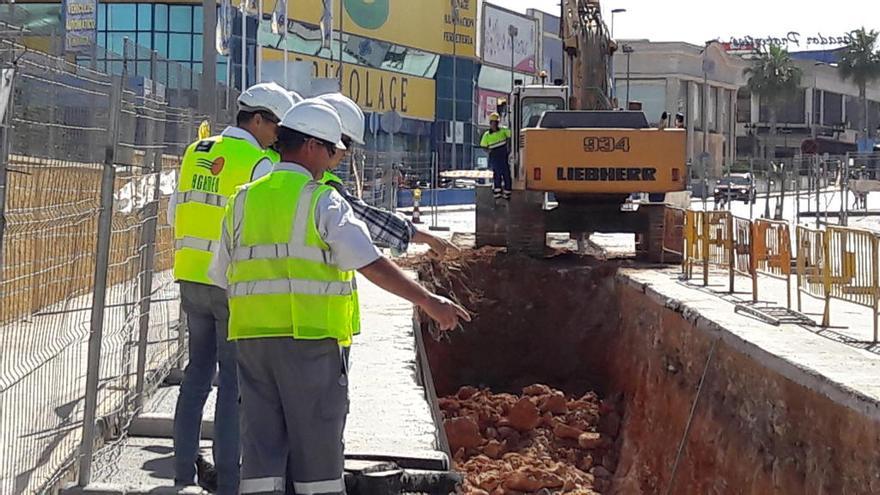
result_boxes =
[492,0,880,50]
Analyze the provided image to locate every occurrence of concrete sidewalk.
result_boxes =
[64,273,448,494]
[675,266,878,349]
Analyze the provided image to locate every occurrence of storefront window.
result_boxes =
[823,91,842,126]
[108,4,136,31]
[90,4,215,89]
[736,88,751,123]
[759,89,805,124]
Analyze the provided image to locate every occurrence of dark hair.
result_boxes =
[236,110,256,127]
[275,127,310,153]
[661,111,668,120]
[236,109,279,127]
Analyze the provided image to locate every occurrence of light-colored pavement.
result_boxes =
[74,273,446,494]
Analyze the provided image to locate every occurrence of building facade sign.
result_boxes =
[262,0,477,57]
[480,3,538,74]
[725,31,855,51]
[263,49,436,121]
[62,0,97,54]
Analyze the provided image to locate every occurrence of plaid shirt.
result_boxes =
[326,181,416,254]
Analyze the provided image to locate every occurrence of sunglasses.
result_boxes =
[310,138,337,158]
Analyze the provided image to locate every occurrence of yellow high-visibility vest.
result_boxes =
[173,135,267,285]
[224,169,359,344]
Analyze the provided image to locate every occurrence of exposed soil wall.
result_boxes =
[417,249,880,494]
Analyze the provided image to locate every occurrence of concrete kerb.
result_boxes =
[617,270,880,421]
[398,205,475,215]
[61,483,207,495]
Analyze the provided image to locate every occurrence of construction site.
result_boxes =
[2,0,880,494]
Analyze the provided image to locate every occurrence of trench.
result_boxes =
[414,249,880,495]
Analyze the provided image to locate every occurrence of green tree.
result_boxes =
[838,27,880,140]
[744,44,803,162]
[745,45,801,219]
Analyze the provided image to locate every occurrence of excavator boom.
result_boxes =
[561,0,615,110]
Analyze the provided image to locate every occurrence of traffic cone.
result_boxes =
[412,188,423,224]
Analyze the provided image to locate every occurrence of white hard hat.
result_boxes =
[280,98,346,150]
[317,93,366,145]
[237,82,296,121]
[288,90,304,104]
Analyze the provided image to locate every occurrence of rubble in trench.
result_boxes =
[408,247,625,494]
[441,384,621,495]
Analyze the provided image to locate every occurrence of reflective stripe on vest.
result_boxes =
[176,190,228,208]
[226,168,359,343]
[229,278,354,297]
[175,236,219,252]
[232,242,336,265]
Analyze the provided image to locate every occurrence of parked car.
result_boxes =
[714,173,756,203]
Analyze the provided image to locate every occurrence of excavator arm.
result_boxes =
[561,0,615,110]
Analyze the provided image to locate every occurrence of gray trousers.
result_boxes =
[237,337,349,495]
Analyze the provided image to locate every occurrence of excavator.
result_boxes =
[475,0,688,260]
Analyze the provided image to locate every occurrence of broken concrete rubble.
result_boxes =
[441,384,617,494]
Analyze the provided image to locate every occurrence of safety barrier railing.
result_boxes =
[731,215,753,297]
[687,210,734,289]
[796,225,832,326]
[683,209,701,280]
[661,206,686,265]
[826,226,880,340]
[753,219,793,308]
[677,210,878,340]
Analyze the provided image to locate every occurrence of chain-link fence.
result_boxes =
[0,35,223,494]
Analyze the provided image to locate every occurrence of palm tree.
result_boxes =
[838,28,880,141]
[745,45,801,218]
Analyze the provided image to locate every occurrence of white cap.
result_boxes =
[316,93,366,145]
[237,82,296,121]
[280,99,346,150]
[288,90,304,104]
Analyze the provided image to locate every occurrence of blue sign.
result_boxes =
[62,0,97,54]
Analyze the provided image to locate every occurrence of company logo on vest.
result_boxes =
[196,157,225,176]
[192,157,224,193]
[344,0,390,30]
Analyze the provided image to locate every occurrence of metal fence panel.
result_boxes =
[752,219,792,308]
[0,38,207,494]
[826,226,879,340]
[0,48,112,493]
[661,206,685,265]
[796,225,831,326]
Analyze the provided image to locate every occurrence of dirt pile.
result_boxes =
[441,384,622,494]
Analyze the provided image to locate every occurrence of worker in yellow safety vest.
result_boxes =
[208,98,470,495]
[168,82,296,495]
[480,112,513,199]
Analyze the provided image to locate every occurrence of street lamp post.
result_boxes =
[610,8,626,101]
[508,24,518,92]
[622,44,633,106]
[451,0,458,171]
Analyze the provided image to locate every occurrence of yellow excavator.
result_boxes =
[475,0,688,260]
